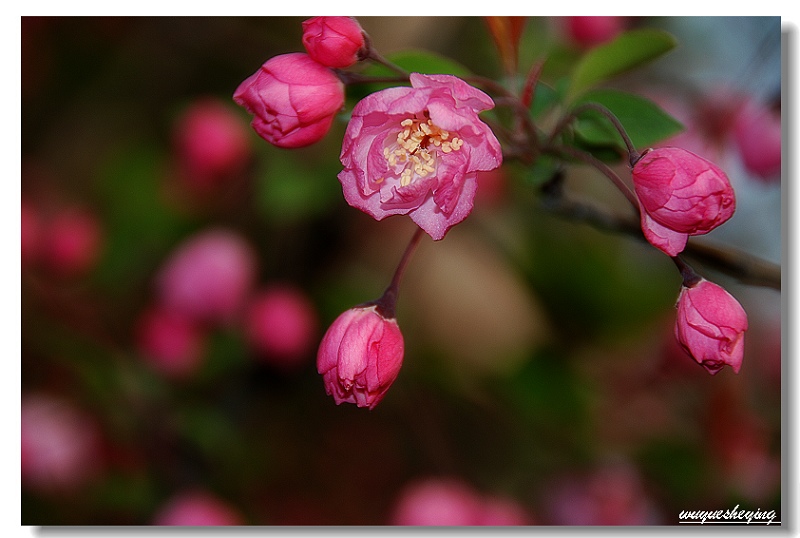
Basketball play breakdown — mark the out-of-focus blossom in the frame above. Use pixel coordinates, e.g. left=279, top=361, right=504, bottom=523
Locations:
left=733, top=98, right=781, bottom=181
left=157, top=228, right=257, bottom=325
left=302, top=16, right=366, bottom=68
left=546, top=464, right=661, bottom=525
left=153, top=490, right=244, bottom=526
left=317, top=304, right=403, bottom=409
left=173, top=98, right=251, bottom=191
left=135, top=305, right=207, bottom=379
left=390, top=477, right=531, bottom=526
left=21, top=394, right=102, bottom=492
left=245, top=285, right=318, bottom=369
left=632, top=147, right=735, bottom=256
left=565, top=16, right=625, bottom=48
left=233, top=53, right=344, bottom=148
left=41, top=207, right=103, bottom=277
left=21, top=199, right=42, bottom=268
left=338, top=73, right=502, bottom=241
left=674, top=279, right=748, bottom=375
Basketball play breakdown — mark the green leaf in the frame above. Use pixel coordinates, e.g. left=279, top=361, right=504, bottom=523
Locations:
left=573, top=89, right=685, bottom=152
left=568, top=29, right=677, bottom=100
left=379, top=49, right=473, bottom=78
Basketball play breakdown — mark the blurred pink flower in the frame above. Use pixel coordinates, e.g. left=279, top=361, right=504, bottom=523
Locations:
left=153, top=490, right=244, bottom=526
left=21, top=394, right=101, bottom=492
left=338, top=73, right=502, bottom=240
left=245, top=285, right=318, bottom=369
left=233, top=52, right=344, bottom=148
left=632, top=147, right=735, bottom=256
left=733, top=98, right=781, bottom=181
left=157, top=228, right=257, bottom=325
left=317, top=304, right=403, bottom=409
left=302, top=16, right=366, bottom=68
left=391, top=477, right=531, bottom=526
left=135, top=305, right=207, bottom=379
left=674, top=279, right=748, bottom=375
left=565, top=16, right=625, bottom=48
left=546, top=464, right=661, bottom=525
left=41, top=207, right=103, bottom=277
left=21, top=199, right=42, bottom=268
left=391, top=478, right=483, bottom=525
left=173, top=98, right=251, bottom=191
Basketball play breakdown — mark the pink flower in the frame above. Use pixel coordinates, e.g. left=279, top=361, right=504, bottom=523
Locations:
left=733, top=99, right=781, bottom=181
left=674, top=279, right=748, bottom=375
left=157, top=229, right=257, bottom=325
left=316, top=304, right=403, bottom=409
left=245, top=285, right=318, bottom=369
left=391, top=478, right=484, bottom=525
left=478, top=496, right=531, bottom=526
left=233, top=53, right=344, bottom=148
left=21, top=394, right=101, bottom=492
left=21, top=199, right=42, bottom=268
left=135, top=305, right=207, bottom=379
left=338, top=73, right=503, bottom=241
left=565, top=16, right=624, bottom=48
left=173, top=98, right=251, bottom=191
left=153, top=490, right=244, bottom=526
left=42, top=207, right=103, bottom=277
left=302, top=16, right=366, bottom=69
left=632, top=147, right=736, bottom=256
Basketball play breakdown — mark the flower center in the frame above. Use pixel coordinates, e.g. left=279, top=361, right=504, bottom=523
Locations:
left=382, top=115, right=463, bottom=187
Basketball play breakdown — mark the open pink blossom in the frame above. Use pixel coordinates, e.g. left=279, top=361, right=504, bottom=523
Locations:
left=733, top=98, right=781, bottom=181
left=317, top=304, right=403, bottom=409
left=302, top=16, right=366, bottom=69
left=675, top=279, right=748, bottom=375
left=233, top=53, right=344, bottom=148
left=632, top=147, right=735, bottom=256
left=338, top=73, right=502, bottom=241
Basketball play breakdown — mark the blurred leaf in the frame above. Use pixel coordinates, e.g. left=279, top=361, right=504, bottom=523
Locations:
left=568, top=29, right=677, bottom=100
left=529, top=82, right=560, bottom=120
left=574, top=89, right=684, bottom=151
left=382, top=49, right=473, bottom=77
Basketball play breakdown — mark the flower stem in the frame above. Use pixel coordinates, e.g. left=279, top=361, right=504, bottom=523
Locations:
left=549, top=103, right=641, bottom=167
left=545, top=144, right=640, bottom=211
left=672, top=255, right=703, bottom=287
left=373, top=227, right=425, bottom=319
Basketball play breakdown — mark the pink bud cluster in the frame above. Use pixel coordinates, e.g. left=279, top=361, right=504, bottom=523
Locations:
left=627, top=144, right=748, bottom=375
left=390, top=477, right=531, bottom=526
left=233, top=17, right=365, bottom=149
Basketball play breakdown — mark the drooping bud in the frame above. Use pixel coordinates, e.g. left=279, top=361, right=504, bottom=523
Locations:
left=674, top=279, right=748, bottom=375
left=301, top=16, right=367, bottom=69
left=316, top=304, right=403, bottom=409
left=632, top=147, right=735, bottom=256
left=233, top=53, right=345, bottom=148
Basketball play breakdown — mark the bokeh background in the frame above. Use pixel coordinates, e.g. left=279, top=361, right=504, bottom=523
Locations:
left=20, top=16, right=782, bottom=525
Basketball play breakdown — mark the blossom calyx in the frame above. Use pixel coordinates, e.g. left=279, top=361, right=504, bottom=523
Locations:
left=632, top=147, right=736, bottom=256
left=302, top=16, right=367, bottom=69
left=233, top=53, right=344, bottom=148
left=338, top=73, right=503, bottom=241
left=674, top=279, right=748, bottom=375
left=316, top=304, right=404, bottom=409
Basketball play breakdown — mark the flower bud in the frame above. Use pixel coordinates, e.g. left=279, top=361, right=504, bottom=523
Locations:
left=173, top=98, right=251, bottom=191
left=156, top=228, right=257, bottom=325
left=674, top=279, right=748, bottom=375
left=42, top=207, right=103, bottom=277
left=153, top=490, right=244, bottom=525
left=233, top=53, right=344, bottom=148
left=391, top=478, right=484, bottom=525
left=316, top=304, right=403, bottom=409
left=565, top=17, right=624, bottom=48
left=135, top=304, right=207, bottom=379
left=302, top=16, right=366, bottom=69
left=733, top=98, right=781, bottom=181
left=632, top=147, right=735, bottom=256
left=245, top=285, right=318, bottom=369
